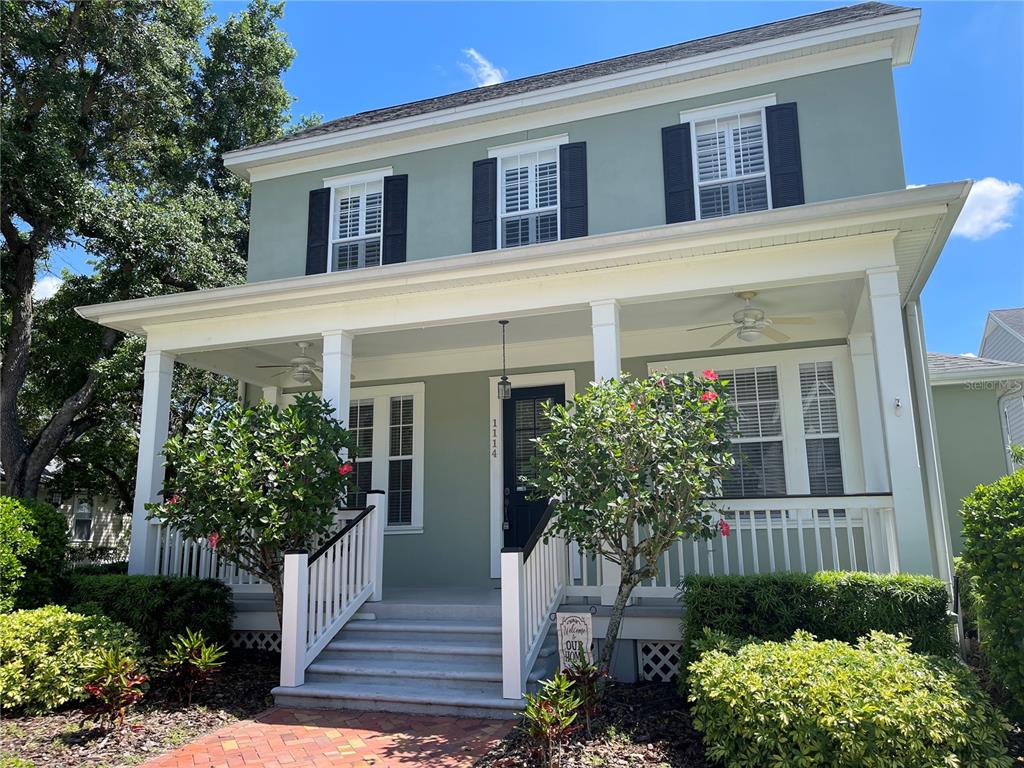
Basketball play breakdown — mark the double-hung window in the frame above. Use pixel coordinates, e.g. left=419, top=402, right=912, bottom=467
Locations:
left=490, top=137, right=565, bottom=248
left=73, top=498, right=93, bottom=542
left=346, top=383, right=425, bottom=532
left=325, top=169, right=390, bottom=272
left=718, top=366, right=787, bottom=498
left=684, top=97, right=773, bottom=220
left=800, top=362, right=845, bottom=495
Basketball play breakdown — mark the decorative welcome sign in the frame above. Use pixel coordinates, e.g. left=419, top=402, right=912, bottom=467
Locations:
left=556, top=611, right=593, bottom=668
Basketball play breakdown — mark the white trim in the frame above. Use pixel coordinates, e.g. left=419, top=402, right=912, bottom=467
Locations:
left=488, top=370, right=576, bottom=578
left=350, top=382, right=426, bottom=534
left=223, top=12, right=919, bottom=178
left=491, top=135, right=565, bottom=250
left=321, top=167, right=394, bottom=189
left=929, top=365, right=1024, bottom=386
left=487, top=134, right=569, bottom=158
left=679, top=93, right=776, bottom=125
left=649, top=345, right=866, bottom=497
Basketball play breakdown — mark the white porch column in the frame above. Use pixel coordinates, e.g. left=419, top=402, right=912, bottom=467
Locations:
left=500, top=548, right=526, bottom=698
left=127, top=350, right=175, bottom=575
left=321, top=330, right=353, bottom=424
left=279, top=550, right=309, bottom=687
left=848, top=333, right=890, bottom=493
left=366, top=490, right=386, bottom=601
left=591, top=299, right=624, bottom=604
left=866, top=267, right=932, bottom=574
left=261, top=385, right=281, bottom=406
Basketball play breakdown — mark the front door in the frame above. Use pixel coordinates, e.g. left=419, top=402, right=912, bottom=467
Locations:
left=502, top=384, right=565, bottom=548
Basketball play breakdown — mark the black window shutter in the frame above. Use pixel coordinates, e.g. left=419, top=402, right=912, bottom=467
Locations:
left=766, top=102, right=805, bottom=208
left=305, top=188, right=331, bottom=275
left=662, top=123, right=695, bottom=223
left=382, top=174, right=408, bottom=264
left=471, top=158, right=497, bottom=252
left=559, top=142, right=588, bottom=239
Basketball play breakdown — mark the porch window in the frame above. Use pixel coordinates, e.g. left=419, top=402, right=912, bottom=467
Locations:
left=491, top=138, right=564, bottom=248
left=327, top=172, right=387, bottom=272
left=348, top=399, right=375, bottom=508
left=73, top=498, right=93, bottom=542
left=387, top=395, right=414, bottom=527
left=692, top=107, right=770, bottom=220
left=719, top=366, right=787, bottom=497
left=800, top=362, right=845, bottom=495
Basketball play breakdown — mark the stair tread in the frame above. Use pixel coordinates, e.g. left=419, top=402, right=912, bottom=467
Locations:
left=342, top=619, right=500, bottom=634
left=327, top=636, right=500, bottom=654
left=273, top=681, right=524, bottom=710
left=308, top=658, right=501, bottom=681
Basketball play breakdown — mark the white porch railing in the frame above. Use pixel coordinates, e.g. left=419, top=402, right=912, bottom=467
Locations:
left=279, top=490, right=386, bottom=688
left=501, top=502, right=567, bottom=699
left=150, top=520, right=265, bottom=589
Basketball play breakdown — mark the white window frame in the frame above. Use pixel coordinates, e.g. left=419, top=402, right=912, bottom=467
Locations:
left=489, top=135, right=568, bottom=250
left=681, top=95, right=776, bottom=222
left=322, top=167, right=393, bottom=273
left=72, top=496, right=94, bottom=542
left=350, top=382, right=425, bottom=534
left=649, top=345, right=865, bottom=497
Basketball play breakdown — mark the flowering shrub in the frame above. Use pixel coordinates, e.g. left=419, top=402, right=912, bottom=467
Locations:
left=531, top=372, right=734, bottom=669
left=83, top=649, right=148, bottom=727
left=160, top=628, right=226, bottom=704
left=689, top=631, right=1011, bottom=768
left=148, top=393, right=357, bottom=620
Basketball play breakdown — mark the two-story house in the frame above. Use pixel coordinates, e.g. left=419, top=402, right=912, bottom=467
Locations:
left=79, top=2, right=970, bottom=717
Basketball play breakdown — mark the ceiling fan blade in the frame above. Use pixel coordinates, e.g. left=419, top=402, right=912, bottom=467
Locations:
left=688, top=322, right=735, bottom=332
left=282, top=386, right=315, bottom=394
left=771, top=316, right=815, bottom=325
left=271, top=370, right=290, bottom=380
left=762, top=326, right=790, bottom=343
left=710, top=328, right=737, bottom=348
left=255, top=364, right=293, bottom=369
left=310, top=371, right=322, bottom=388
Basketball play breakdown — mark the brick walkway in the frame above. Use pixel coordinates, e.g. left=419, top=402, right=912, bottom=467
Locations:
left=141, top=707, right=512, bottom=768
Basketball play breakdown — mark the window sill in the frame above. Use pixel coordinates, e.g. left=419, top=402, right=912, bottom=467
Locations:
left=385, top=526, right=423, bottom=535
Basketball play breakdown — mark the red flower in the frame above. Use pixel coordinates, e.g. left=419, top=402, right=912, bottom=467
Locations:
left=208, top=531, right=220, bottom=549
left=702, top=369, right=719, bottom=381
left=719, top=520, right=731, bottom=537
left=656, top=377, right=667, bottom=388
left=167, top=495, right=179, bottom=506
left=628, top=402, right=636, bottom=411
left=700, top=390, right=718, bottom=403
left=338, top=463, right=354, bottom=477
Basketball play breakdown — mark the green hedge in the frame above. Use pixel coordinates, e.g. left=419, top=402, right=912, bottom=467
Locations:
left=689, top=631, right=1010, bottom=768
left=0, top=496, right=69, bottom=610
left=63, top=574, right=234, bottom=654
left=960, top=469, right=1024, bottom=719
left=680, top=571, right=954, bottom=668
left=0, top=605, right=141, bottom=714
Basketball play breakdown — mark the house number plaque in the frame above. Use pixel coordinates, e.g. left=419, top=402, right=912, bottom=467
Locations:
left=556, top=612, right=593, bottom=667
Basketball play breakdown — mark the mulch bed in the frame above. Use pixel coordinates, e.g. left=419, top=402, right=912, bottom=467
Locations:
left=474, top=682, right=710, bottom=768
left=0, top=649, right=278, bottom=768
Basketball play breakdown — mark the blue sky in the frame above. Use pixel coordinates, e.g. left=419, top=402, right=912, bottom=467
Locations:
left=43, top=1, right=1023, bottom=355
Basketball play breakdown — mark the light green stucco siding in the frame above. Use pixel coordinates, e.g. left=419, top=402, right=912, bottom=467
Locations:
left=932, top=384, right=1009, bottom=553
left=247, top=60, right=905, bottom=282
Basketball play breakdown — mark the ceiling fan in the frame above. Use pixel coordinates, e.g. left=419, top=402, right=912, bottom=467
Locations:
left=255, top=341, right=323, bottom=388
left=688, top=291, right=814, bottom=347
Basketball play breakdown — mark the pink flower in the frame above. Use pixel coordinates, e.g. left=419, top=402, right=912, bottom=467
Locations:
left=628, top=402, right=636, bottom=411
left=338, top=463, right=354, bottom=477
left=700, top=390, right=718, bottom=403
left=656, top=377, right=667, bottom=388
left=702, top=369, right=719, bottom=381
left=208, top=531, right=220, bottom=549
left=168, top=495, right=179, bottom=506
left=719, top=520, right=731, bottom=537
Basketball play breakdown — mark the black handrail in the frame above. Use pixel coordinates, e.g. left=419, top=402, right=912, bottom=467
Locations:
left=502, top=498, right=557, bottom=564
left=309, top=505, right=375, bottom=564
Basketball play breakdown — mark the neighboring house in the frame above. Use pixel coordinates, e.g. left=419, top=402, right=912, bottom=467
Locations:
left=930, top=310, right=1024, bottom=552
left=78, top=3, right=970, bottom=715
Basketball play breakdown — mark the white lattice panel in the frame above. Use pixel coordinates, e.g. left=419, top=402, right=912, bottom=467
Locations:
left=637, top=640, right=682, bottom=682
left=231, top=630, right=281, bottom=653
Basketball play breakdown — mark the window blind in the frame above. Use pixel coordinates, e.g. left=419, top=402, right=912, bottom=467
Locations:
left=387, top=395, right=415, bottom=526
left=720, top=366, right=787, bottom=497
left=800, top=361, right=844, bottom=495
left=694, top=111, right=769, bottom=220
left=499, top=149, right=559, bottom=248
left=348, top=399, right=375, bottom=508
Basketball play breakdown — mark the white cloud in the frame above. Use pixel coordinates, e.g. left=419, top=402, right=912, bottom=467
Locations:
left=960, top=352, right=977, bottom=358
left=32, top=274, right=63, bottom=301
left=459, top=48, right=505, bottom=87
left=906, top=183, right=926, bottom=189
left=952, top=177, right=1022, bottom=240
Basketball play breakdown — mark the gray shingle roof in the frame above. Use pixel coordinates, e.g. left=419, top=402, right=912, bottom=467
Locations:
left=927, top=352, right=1024, bottom=376
left=244, top=2, right=913, bottom=153
left=991, top=308, right=1024, bottom=338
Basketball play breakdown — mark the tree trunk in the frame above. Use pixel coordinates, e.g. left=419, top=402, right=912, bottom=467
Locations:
left=269, top=576, right=284, bottom=630
left=597, top=574, right=638, bottom=673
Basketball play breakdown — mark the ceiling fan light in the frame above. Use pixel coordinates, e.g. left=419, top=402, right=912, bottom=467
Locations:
left=292, top=367, right=313, bottom=384
left=737, top=327, right=762, bottom=343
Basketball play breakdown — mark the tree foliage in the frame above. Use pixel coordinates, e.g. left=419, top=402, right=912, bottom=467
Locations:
left=0, top=0, right=302, bottom=500
left=531, top=372, right=735, bottom=670
left=147, top=395, right=358, bottom=620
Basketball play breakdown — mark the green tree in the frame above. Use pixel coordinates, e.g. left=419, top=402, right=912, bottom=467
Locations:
left=0, top=0, right=301, bottom=500
left=531, top=372, right=735, bottom=671
left=148, top=395, right=358, bottom=621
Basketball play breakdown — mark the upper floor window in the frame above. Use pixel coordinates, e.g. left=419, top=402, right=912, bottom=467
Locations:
left=324, top=169, right=391, bottom=272
left=489, top=137, right=567, bottom=249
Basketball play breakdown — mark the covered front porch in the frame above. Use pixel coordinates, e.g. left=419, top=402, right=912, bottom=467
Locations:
left=77, top=186, right=962, bottom=706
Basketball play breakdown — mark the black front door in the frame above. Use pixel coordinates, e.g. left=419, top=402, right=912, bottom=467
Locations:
left=502, top=384, right=565, bottom=548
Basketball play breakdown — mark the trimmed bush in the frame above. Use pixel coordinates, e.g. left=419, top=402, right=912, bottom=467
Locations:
left=0, top=605, right=141, bottom=714
left=960, top=469, right=1024, bottom=718
left=0, top=499, right=38, bottom=612
left=689, top=631, right=1011, bottom=768
left=64, top=574, right=234, bottom=654
left=0, top=496, right=69, bottom=610
left=680, top=571, right=954, bottom=669
left=68, top=561, right=129, bottom=576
